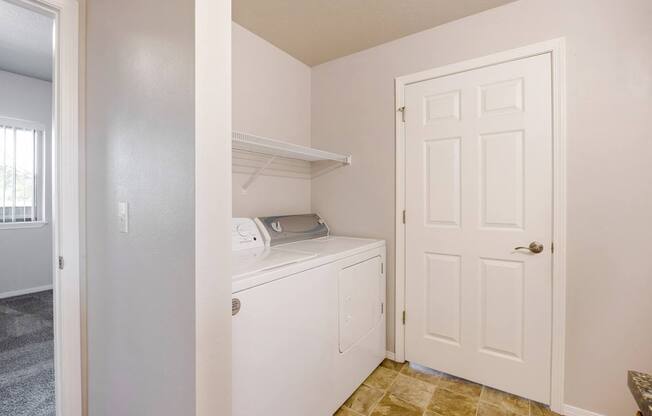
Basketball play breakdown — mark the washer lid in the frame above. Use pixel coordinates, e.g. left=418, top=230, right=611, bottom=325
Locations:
left=231, top=247, right=317, bottom=279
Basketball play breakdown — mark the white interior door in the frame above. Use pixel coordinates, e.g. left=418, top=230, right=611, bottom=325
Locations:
left=404, top=53, right=553, bottom=403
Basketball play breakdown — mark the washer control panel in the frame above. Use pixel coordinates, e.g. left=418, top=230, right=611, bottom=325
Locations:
left=232, top=218, right=264, bottom=251
left=257, top=214, right=329, bottom=246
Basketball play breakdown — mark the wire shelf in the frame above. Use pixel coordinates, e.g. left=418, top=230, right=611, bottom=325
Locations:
left=232, top=131, right=351, bottom=165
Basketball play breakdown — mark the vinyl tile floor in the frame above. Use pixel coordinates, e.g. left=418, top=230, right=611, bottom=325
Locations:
left=335, top=360, right=562, bottom=416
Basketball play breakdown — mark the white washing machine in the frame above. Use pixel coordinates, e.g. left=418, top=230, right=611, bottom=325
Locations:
left=232, top=214, right=386, bottom=416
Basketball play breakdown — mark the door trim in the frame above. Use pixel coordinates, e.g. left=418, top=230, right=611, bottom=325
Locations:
left=12, top=0, right=84, bottom=414
left=394, top=38, right=567, bottom=412
left=195, top=0, right=233, bottom=414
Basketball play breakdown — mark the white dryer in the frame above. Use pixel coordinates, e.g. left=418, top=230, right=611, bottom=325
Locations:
left=232, top=214, right=386, bottom=416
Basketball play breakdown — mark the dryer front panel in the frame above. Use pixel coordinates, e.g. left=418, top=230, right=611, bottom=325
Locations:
left=338, top=255, right=383, bottom=353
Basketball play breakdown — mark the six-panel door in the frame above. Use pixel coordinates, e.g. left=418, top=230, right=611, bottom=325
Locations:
left=404, top=53, right=553, bottom=403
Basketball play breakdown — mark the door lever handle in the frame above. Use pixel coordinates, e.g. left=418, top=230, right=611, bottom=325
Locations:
left=514, top=241, right=544, bottom=254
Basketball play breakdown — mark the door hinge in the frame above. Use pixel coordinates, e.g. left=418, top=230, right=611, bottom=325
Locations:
left=402, top=310, right=406, bottom=325
left=551, top=242, right=555, bottom=253
left=381, top=303, right=384, bottom=314
left=58, top=256, right=64, bottom=270
left=402, top=210, right=406, bottom=224
left=398, top=106, right=406, bottom=122
left=381, top=262, right=384, bottom=274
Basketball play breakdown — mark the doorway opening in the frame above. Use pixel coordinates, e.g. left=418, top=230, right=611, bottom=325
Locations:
left=0, top=0, right=82, bottom=415
left=0, top=2, right=56, bottom=414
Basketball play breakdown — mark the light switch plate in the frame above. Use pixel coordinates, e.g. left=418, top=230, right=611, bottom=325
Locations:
left=118, top=201, right=129, bottom=233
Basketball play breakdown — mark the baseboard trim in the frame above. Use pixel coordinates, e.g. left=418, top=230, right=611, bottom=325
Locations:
left=385, top=351, right=396, bottom=361
left=0, top=284, right=53, bottom=299
left=563, top=404, right=606, bottom=416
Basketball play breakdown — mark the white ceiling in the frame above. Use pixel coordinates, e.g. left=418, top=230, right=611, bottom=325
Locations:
left=0, top=0, right=53, bottom=81
left=233, top=0, right=517, bottom=66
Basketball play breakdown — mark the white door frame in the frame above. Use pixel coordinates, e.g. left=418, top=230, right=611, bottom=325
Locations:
left=8, top=0, right=83, bottom=415
left=394, top=38, right=566, bottom=412
left=195, top=0, right=232, bottom=414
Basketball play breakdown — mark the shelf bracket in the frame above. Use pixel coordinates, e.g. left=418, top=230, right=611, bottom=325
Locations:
left=241, top=155, right=277, bottom=193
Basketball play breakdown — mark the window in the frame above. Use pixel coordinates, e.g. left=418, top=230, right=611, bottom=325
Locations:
left=0, top=118, right=45, bottom=224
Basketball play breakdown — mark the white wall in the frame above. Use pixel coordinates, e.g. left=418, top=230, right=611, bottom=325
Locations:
left=310, top=0, right=652, bottom=415
left=232, top=23, right=312, bottom=218
left=86, top=0, right=196, bottom=413
left=0, top=69, right=52, bottom=296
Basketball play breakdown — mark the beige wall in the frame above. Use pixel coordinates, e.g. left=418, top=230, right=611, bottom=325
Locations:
left=232, top=23, right=312, bottom=217
left=310, top=0, right=652, bottom=414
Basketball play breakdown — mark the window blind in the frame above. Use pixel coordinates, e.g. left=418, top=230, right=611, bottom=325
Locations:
left=0, top=121, right=42, bottom=223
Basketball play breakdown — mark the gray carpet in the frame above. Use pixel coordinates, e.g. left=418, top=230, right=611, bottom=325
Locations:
left=0, top=290, right=55, bottom=416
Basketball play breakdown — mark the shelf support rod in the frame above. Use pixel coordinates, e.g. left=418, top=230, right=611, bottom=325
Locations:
left=241, top=155, right=277, bottom=192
